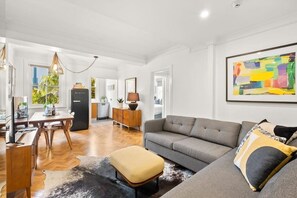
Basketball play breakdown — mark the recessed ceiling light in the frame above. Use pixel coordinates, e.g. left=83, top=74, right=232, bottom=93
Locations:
left=232, top=0, right=241, bottom=8
left=200, top=10, right=210, bottom=19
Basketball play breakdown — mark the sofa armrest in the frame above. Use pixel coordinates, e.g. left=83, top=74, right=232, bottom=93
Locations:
left=144, top=118, right=166, bottom=133
left=143, top=118, right=166, bottom=148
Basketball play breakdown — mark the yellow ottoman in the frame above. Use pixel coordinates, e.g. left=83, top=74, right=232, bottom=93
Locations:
left=110, top=146, right=164, bottom=197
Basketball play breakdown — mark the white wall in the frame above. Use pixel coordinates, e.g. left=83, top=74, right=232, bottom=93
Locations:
left=0, top=43, right=6, bottom=111
left=214, top=22, right=297, bottom=125
left=8, top=21, right=297, bottom=128
left=11, top=46, right=118, bottom=120
left=118, top=48, right=213, bottom=129
left=0, top=70, right=5, bottom=112
left=106, top=79, right=118, bottom=117
left=118, top=22, right=297, bottom=128
left=96, top=78, right=106, bottom=101
left=0, top=0, right=5, bottom=37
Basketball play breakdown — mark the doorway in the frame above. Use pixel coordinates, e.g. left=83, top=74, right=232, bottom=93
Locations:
left=90, top=77, right=118, bottom=123
left=152, top=68, right=172, bottom=119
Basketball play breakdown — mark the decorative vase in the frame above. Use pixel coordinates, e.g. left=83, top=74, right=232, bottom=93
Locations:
left=118, top=103, right=123, bottom=109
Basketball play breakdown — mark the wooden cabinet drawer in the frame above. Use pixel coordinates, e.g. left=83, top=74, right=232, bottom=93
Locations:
left=7, top=129, right=38, bottom=194
left=113, top=108, right=122, bottom=122
left=122, top=115, right=130, bottom=126
left=112, top=108, right=141, bottom=129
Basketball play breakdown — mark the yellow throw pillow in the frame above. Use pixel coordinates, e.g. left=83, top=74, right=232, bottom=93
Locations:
left=234, top=129, right=297, bottom=191
left=236, top=124, right=287, bottom=154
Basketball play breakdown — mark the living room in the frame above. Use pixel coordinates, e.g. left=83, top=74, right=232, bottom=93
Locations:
left=1, top=0, right=297, bottom=197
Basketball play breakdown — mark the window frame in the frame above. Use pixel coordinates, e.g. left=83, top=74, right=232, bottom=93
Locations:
left=28, top=63, right=66, bottom=108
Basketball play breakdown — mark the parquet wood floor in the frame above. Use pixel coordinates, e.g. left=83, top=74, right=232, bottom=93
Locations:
left=0, top=136, right=6, bottom=198
left=10, top=120, right=143, bottom=198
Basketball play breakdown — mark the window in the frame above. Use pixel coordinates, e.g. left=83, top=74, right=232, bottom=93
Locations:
left=32, top=65, right=59, bottom=105
left=91, top=77, right=96, bottom=99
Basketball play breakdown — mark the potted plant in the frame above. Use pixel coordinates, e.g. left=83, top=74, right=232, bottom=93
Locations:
left=117, top=98, right=124, bottom=108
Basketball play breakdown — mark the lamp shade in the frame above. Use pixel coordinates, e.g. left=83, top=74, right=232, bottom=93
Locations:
left=50, top=52, right=64, bottom=75
left=127, top=92, right=140, bottom=102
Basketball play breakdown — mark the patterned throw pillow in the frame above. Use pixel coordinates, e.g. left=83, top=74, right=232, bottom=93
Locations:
left=234, top=129, right=297, bottom=191
left=236, top=124, right=286, bottom=154
left=259, top=119, right=297, bottom=144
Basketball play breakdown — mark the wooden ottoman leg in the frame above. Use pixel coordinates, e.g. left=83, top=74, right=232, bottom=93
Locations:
left=115, top=170, right=118, bottom=179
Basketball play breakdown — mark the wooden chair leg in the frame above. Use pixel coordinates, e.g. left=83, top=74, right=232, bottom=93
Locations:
left=50, top=130, right=55, bottom=149
left=43, top=131, right=50, bottom=148
left=63, top=130, right=72, bottom=150
left=62, top=120, right=73, bottom=150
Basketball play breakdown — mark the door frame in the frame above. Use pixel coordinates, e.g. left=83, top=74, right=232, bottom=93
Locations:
left=150, top=65, right=173, bottom=119
left=88, top=77, right=118, bottom=124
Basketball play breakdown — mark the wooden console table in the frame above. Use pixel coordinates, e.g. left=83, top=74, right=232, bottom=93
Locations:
left=112, top=108, right=141, bottom=130
left=6, top=128, right=39, bottom=197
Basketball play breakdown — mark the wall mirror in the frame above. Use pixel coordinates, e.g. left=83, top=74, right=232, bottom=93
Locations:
left=125, top=77, right=137, bottom=103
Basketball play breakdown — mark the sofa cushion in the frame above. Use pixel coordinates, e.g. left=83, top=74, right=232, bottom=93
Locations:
left=259, top=159, right=297, bottom=198
left=162, top=149, right=259, bottom=198
left=173, top=138, right=232, bottom=164
left=163, top=115, right=196, bottom=136
left=234, top=129, right=297, bottom=191
left=190, top=118, right=241, bottom=148
left=145, top=132, right=188, bottom=149
left=237, top=121, right=257, bottom=146
left=288, top=138, right=297, bottom=147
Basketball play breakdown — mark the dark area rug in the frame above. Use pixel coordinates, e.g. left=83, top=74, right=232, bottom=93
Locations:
left=44, top=156, right=193, bottom=198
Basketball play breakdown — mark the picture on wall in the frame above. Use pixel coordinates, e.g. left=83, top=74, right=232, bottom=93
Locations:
left=226, top=43, right=297, bottom=103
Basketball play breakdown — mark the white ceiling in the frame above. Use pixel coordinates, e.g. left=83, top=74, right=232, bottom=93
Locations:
left=4, top=0, right=297, bottom=64
left=9, top=41, right=125, bottom=70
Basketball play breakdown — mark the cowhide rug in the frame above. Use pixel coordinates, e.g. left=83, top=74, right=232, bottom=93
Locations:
left=43, top=156, right=193, bottom=198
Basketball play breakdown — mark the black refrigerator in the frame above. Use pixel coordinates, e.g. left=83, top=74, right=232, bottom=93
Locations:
left=70, top=89, right=89, bottom=131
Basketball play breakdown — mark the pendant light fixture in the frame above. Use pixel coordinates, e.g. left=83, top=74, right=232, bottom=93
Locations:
left=49, top=52, right=98, bottom=75
left=50, top=52, right=64, bottom=75
left=0, top=45, right=7, bottom=70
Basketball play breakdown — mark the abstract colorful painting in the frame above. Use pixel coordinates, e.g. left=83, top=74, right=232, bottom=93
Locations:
left=233, top=53, right=295, bottom=95
left=226, top=43, right=297, bottom=103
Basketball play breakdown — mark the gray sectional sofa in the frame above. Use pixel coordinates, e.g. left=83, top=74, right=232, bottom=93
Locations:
left=143, top=115, right=297, bottom=198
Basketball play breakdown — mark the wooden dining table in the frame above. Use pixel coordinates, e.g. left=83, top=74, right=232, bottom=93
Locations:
left=29, top=111, right=74, bottom=149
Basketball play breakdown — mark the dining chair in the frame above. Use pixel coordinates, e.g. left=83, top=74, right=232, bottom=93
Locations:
left=41, top=128, right=50, bottom=148
left=44, top=112, right=74, bottom=149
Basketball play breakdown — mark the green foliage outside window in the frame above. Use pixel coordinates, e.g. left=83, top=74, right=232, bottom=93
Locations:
left=91, top=77, right=96, bottom=99
left=32, top=73, right=59, bottom=104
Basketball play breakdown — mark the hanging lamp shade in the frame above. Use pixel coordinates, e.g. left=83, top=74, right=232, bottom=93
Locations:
left=50, top=52, right=64, bottom=75
left=0, top=45, right=7, bottom=70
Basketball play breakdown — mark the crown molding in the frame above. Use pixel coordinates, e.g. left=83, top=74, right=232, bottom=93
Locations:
left=0, top=20, right=6, bottom=38
left=146, top=45, right=190, bottom=63
left=8, top=39, right=127, bottom=71
left=189, top=45, right=208, bottom=53
left=186, top=13, right=297, bottom=53
left=215, top=13, right=297, bottom=46
left=5, top=21, right=147, bottom=66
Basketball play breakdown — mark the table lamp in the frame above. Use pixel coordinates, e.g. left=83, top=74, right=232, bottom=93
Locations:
left=127, top=92, right=140, bottom=110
